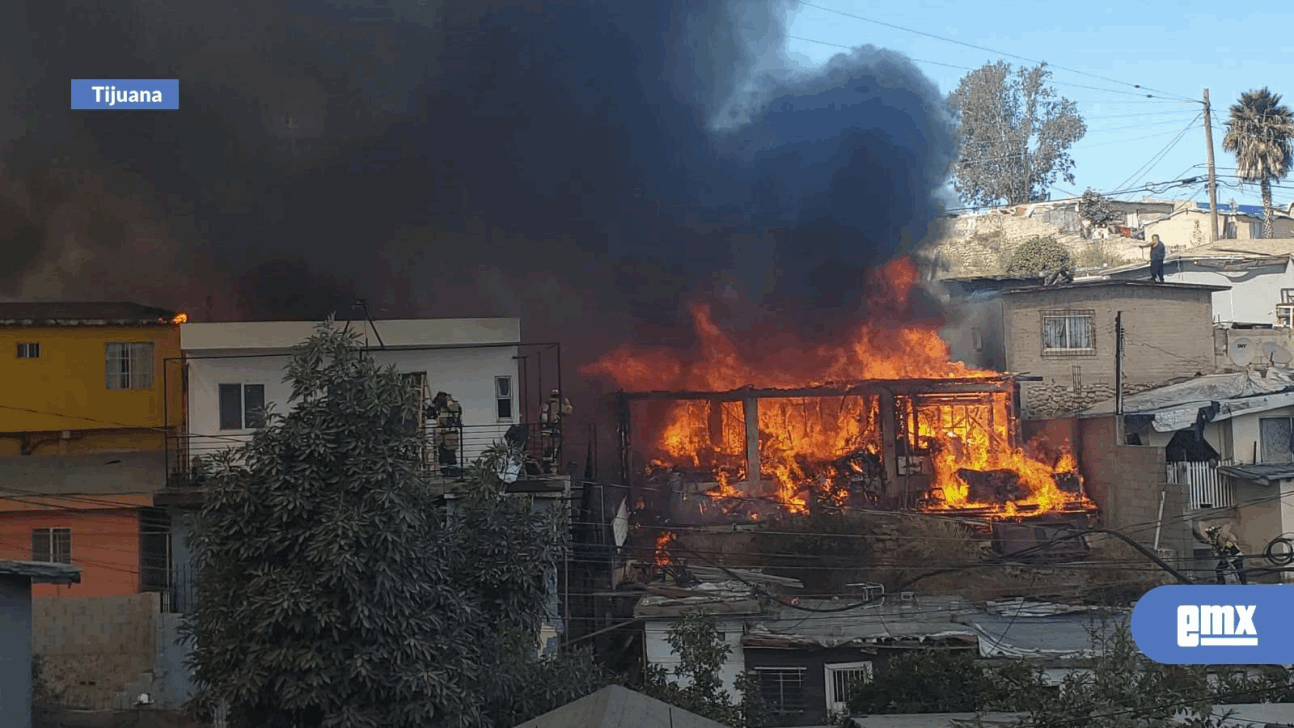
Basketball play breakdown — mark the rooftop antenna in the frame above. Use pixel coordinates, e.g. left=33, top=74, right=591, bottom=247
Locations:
left=353, top=299, right=386, bottom=349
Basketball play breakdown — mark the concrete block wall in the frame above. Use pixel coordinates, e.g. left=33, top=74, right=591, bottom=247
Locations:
left=32, top=593, right=159, bottom=710
left=1077, top=417, right=1190, bottom=560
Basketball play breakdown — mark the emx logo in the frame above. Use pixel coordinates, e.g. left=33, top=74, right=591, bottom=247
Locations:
left=1133, top=586, right=1291, bottom=664
left=1177, top=604, right=1257, bottom=647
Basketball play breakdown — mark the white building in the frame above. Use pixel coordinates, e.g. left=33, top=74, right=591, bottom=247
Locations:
left=178, top=317, right=524, bottom=467
left=1098, top=244, right=1294, bottom=326
left=1084, top=369, right=1294, bottom=582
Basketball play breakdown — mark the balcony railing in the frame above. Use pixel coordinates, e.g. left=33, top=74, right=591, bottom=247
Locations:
left=166, top=421, right=594, bottom=486
left=1167, top=460, right=1235, bottom=510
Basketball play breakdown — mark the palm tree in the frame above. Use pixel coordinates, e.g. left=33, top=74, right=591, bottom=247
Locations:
left=1222, top=88, right=1294, bottom=239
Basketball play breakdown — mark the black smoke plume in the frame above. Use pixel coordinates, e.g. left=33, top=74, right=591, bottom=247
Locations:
left=2, top=0, right=953, bottom=380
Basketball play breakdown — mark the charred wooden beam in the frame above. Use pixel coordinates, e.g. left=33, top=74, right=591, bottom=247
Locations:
left=879, top=390, right=899, bottom=498
left=619, top=377, right=1027, bottom=402
left=956, top=468, right=1029, bottom=503
left=743, top=398, right=760, bottom=493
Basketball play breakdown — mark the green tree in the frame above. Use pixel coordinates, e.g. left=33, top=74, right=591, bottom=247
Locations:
left=971, top=623, right=1237, bottom=728
left=1078, top=188, right=1121, bottom=235
left=947, top=62, right=1087, bottom=207
left=1004, top=236, right=1074, bottom=275
left=1223, top=87, right=1294, bottom=239
left=182, top=320, right=608, bottom=728
left=847, top=649, right=1048, bottom=715
left=643, top=612, right=767, bottom=727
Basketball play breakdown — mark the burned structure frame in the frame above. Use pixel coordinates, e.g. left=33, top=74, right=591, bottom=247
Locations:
left=615, top=375, right=1048, bottom=517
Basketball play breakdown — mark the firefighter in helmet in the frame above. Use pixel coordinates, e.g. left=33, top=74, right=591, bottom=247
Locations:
left=431, top=391, right=463, bottom=477
left=540, top=389, right=573, bottom=474
left=1205, top=525, right=1247, bottom=585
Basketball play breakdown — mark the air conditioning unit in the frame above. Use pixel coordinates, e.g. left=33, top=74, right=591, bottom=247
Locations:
left=1278, top=304, right=1294, bottom=328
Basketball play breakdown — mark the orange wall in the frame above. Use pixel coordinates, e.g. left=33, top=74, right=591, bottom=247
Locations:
left=0, top=509, right=140, bottom=597
left=0, top=324, right=182, bottom=455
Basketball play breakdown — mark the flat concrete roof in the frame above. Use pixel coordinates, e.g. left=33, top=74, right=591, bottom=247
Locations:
left=181, top=317, right=521, bottom=352
left=999, top=280, right=1230, bottom=295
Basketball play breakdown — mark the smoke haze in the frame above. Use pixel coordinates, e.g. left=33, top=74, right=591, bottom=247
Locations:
left=1, top=0, right=955, bottom=390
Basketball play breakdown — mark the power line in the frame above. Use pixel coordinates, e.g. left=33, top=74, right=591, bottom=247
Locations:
left=790, top=2, right=1197, bottom=102
left=1112, top=113, right=1202, bottom=196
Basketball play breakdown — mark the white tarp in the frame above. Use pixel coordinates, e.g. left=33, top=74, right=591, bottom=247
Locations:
left=1085, top=369, right=1294, bottom=432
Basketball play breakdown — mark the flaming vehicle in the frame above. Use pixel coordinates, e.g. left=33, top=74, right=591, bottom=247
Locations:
left=583, top=259, right=1095, bottom=527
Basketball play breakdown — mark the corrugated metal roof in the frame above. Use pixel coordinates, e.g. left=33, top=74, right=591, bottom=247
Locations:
left=1218, top=463, right=1294, bottom=486
left=0, top=560, right=82, bottom=585
left=745, top=596, right=981, bottom=648
left=998, top=280, right=1229, bottom=295
left=0, top=301, right=176, bottom=326
left=957, top=612, right=1125, bottom=659
left=514, top=685, right=733, bottom=728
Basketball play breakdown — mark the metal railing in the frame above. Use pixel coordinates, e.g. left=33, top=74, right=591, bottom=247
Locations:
left=166, top=421, right=592, bottom=485
left=1167, top=460, right=1235, bottom=510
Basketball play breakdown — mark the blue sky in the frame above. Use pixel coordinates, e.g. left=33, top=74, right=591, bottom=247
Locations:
left=783, top=2, right=1294, bottom=211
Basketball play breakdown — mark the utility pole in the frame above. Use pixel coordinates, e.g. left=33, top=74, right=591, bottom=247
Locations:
left=1203, top=89, right=1220, bottom=242
left=1115, top=311, right=1125, bottom=445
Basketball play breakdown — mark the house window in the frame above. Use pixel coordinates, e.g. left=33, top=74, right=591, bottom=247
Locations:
left=1282, top=289, right=1294, bottom=304
left=17, top=342, right=40, bottom=358
left=825, top=662, right=873, bottom=714
left=219, top=384, right=267, bottom=430
left=495, top=376, right=513, bottom=420
left=1041, top=311, right=1095, bottom=352
left=32, top=527, right=72, bottom=564
left=1223, top=219, right=1237, bottom=239
left=971, top=327, right=983, bottom=352
left=1249, top=221, right=1263, bottom=239
left=1259, top=417, right=1294, bottom=463
left=105, top=342, right=155, bottom=389
left=755, top=667, right=807, bottom=714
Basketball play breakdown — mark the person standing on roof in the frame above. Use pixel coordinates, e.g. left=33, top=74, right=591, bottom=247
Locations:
left=1144, top=234, right=1167, bottom=283
left=1205, top=525, right=1247, bottom=584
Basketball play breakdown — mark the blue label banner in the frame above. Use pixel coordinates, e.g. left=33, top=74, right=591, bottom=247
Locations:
left=71, top=80, right=179, bottom=110
left=1131, top=585, right=1294, bottom=664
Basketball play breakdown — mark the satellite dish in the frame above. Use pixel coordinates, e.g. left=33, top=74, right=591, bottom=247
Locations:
left=1260, top=342, right=1293, bottom=366
left=1229, top=337, right=1254, bottom=366
left=613, top=498, right=629, bottom=548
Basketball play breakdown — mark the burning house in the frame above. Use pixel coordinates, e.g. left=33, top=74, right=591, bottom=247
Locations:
left=583, top=259, right=1097, bottom=529
left=614, top=374, right=1093, bottom=526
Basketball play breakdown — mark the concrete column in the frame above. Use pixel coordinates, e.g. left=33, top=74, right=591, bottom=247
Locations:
left=879, top=391, right=900, bottom=500
left=743, top=398, right=760, bottom=489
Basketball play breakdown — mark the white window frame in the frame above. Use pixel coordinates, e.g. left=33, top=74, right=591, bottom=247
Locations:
left=1041, top=310, right=1095, bottom=354
left=495, top=376, right=514, bottom=421
left=32, top=527, right=72, bottom=564
left=218, top=383, right=267, bottom=431
left=105, top=342, right=155, bottom=390
left=17, top=342, right=40, bottom=359
left=754, top=666, right=807, bottom=714
left=824, top=661, right=873, bottom=715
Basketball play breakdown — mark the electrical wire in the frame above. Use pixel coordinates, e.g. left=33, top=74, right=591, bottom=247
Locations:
left=789, top=2, right=1198, bottom=103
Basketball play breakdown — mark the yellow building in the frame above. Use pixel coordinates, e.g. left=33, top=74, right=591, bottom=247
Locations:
left=0, top=302, right=183, bottom=597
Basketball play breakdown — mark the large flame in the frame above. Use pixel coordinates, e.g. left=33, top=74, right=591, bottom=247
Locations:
left=172, top=313, right=188, bottom=324
left=582, top=258, right=1090, bottom=519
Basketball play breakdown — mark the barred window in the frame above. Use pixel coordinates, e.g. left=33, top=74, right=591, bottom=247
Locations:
left=755, top=667, right=806, bottom=714
left=1042, top=311, right=1094, bottom=351
left=825, top=662, right=873, bottom=713
left=105, top=342, right=155, bottom=389
left=17, top=342, right=40, bottom=358
left=32, top=527, right=72, bottom=564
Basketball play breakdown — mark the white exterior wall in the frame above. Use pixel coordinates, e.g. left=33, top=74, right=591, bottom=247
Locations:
left=182, top=319, right=522, bottom=464
left=1114, top=260, right=1294, bottom=325
left=1229, top=405, right=1294, bottom=465
left=644, top=620, right=746, bottom=702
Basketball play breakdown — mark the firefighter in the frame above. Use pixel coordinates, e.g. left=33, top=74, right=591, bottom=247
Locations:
left=1205, top=525, right=1248, bottom=585
left=540, top=389, right=573, bottom=474
left=431, top=391, right=463, bottom=477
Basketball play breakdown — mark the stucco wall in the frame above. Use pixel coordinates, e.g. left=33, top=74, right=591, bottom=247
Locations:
left=0, top=575, right=33, bottom=728
left=31, top=592, right=158, bottom=710
left=184, top=345, right=521, bottom=465
left=0, top=509, right=141, bottom=598
left=0, top=325, right=181, bottom=451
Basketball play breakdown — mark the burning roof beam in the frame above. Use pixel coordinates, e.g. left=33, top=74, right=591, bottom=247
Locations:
left=618, top=375, right=1040, bottom=401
